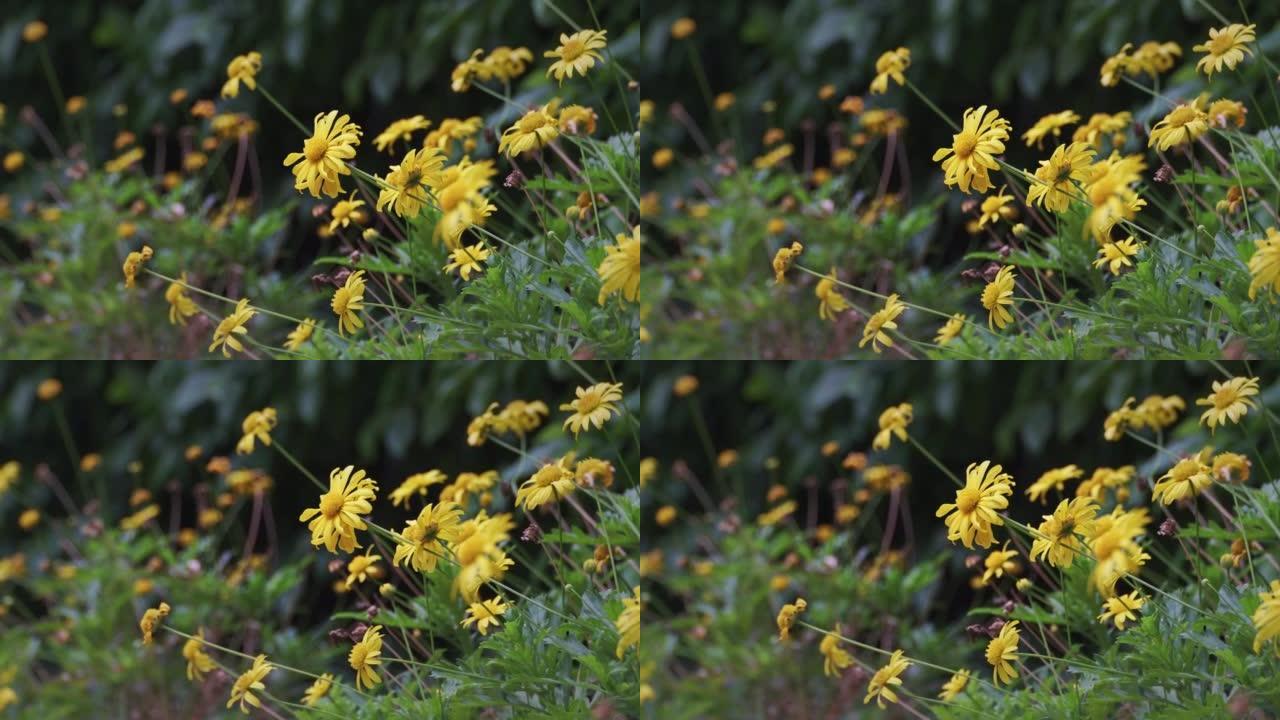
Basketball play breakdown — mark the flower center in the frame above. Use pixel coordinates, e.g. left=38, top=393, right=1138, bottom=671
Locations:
left=954, top=133, right=978, bottom=160
left=519, top=113, right=549, bottom=133
left=955, top=487, right=980, bottom=514
left=304, top=136, right=329, bottom=164
left=575, top=391, right=602, bottom=414
left=1210, top=33, right=1234, bottom=55
left=319, top=492, right=345, bottom=518
left=560, top=39, right=586, bottom=61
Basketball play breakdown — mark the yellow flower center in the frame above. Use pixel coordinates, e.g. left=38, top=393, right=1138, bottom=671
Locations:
left=350, top=645, right=368, bottom=666
left=559, top=38, right=586, bottom=62
left=574, top=391, right=602, bottom=414
left=955, top=487, right=980, bottom=514
left=954, top=133, right=978, bottom=160
left=1209, top=32, right=1235, bottom=55
left=319, top=492, right=345, bottom=519
left=519, top=113, right=550, bottom=133
left=304, top=136, right=330, bottom=164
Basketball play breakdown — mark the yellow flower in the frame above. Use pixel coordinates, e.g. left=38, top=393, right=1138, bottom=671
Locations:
left=1027, top=142, right=1095, bottom=213
left=516, top=459, right=575, bottom=511
left=463, top=597, right=510, bottom=636
left=873, top=403, right=913, bottom=450
left=376, top=146, right=446, bottom=219
left=1196, top=376, right=1260, bottom=431
left=105, top=147, right=144, bottom=173
left=936, top=460, right=1014, bottom=549
left=1207, top=98, right=1248, bottom=128
left=1029, top=497, right=1098, bottom=568
left=558, top=104, right=598, bottom=135
left=869, top=48, right=910, bottom=95
left=209, top=298, right=257, bottom=357
left=981, top=542, right=1021, bottom=585
left=977, top=188, right=1015, bottom=227
left=671, top=17, right=696, bottom=39
left=121, top=245, right=154, bottom=289
left=714, top=92, right=736, bottom=111
left=227, top=654, right=273, bottom=713
left=301, top=673, right=333, bottom=706
left=299, top=466, right=378, bottom=554
left=390, top=470, right=447, bottom=507
left=981, top=266, right=1017, bottom=330
left=860, top=293, right=905, bottom=353
left=236, top=408, right=277, bottom=455
left=221, top=51, right=262, bottom=98
left=772, top=242, right=804, bottom=283
left=138, top=601, right=171, bottom=644
left=423, top=116, right=484, bottom=153
left=776, top=597, right=807, bottom=641
left=935, top=313, right=967, bottom=345
left=544, top=29, right=607, bottom=83
left=392, top=501, right=463, bottom=572
left=598, top=227, right=640, bottom=304
left=345, top=549, right=382, bottom=588
left=331, top=270, right=367, bottom=336
left=1074, top=111, right=1133, bottom=148
left=0, top=462, right=18, bottom=494
left=65, top=96, right=86, bottom=115
left=1153, top=457, right=1213, bottom=505
left=1022, top=110, right=1081, bottom=149
left=284, top=318, right=317, bottom=351
left=373, top=115, right=431, bottom=153
left=16, top=508, right=38, bottom=531
left=1247, top=228, right=1280, bottom=300
left=815, top=270, right=851, bottom=321
left=560, top=382, right=624, bottom=436
left=1094, top=237, right=1143, bottom=275
left=864, top=649, right=910, bottom=708
left=2, top=152, right=23, bottom=173
left=183, top=628, right=216, bottom=681
left=615, top=586, right=640, bottom=657
left=986, top=620, right=1021, bottom=685
left=1098, top=592, right=1145, bottom=630
left=441, top=243, right=492, bottom=281
left=283, top=111, right=362, bottom=199
left=349, top=625, right=383, bottom=690
left=939, top=669, right=971, bottom=701
left=1253, top=579, right=1280, bottom=654
left=933, top=106, right=1011, bottom=194
left=1026, top=465, right=1083, bottom=504
left=819, top=624, right=853, bottom=677
left=329, top=191, right=367, bottom=232
left=1193, top=24, right=1256, bottom=77
left=165, top=273, right=199, bottom=325
left=672, top=375, right=699, bottom=398
left=1148, top=104, right=1209, bottom=152
left=498, top=105, right=560, bottom=157
left=22, top=20, right=48, bottom=43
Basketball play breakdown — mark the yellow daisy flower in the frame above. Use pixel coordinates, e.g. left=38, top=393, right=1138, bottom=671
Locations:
left=869, top=47, right=910, bottom=95
left=373, top=115, right=431, bottom=153
left=544, top=29, right=608, bottom=83
left=298, top=465, right=377, bottom=554
left=236, top=407, right=277, bottom=455
left=1193, top=24, right=1256, bottom=77
left=1094, top=238, right=1143, bottom=275
left=209, top=298, right=257, bottom=357
left=1098, top=591, right=1145, bottom=630
left=516, top=459, right=575, bottom=511
left=227, top=654, right=273, bottom=713
left=860, top=293, right=905, bottom=353
left=986, top=620, right=1021, bottom=685
left=498, top=104, right=560, bottom=157
left=331, top=270, right=367, bottom=336
left=1022, top=110, right=1081, bottom=149
left=864, top=649, right=910, bottom=708
left=182, top=628, right=216, bottom=681
left=283, top=111, right=362, bottom=199
left=938, top=669, right=971, bottom=701
left=1247, top=228, right=1280, bottom=300
left=1029, top=497, right=1098, bottom=568
left=463, top=597, right=510, bottom=636
left=560, top=382, right=624, bottom=436
left=819, top=624, right=854, bottom=677
left=1148, top=104, right=1209, bottom=152
left=376, top=146, right=446, bottom=219
left=936, top=460, right=1014, bottom=549
left=932, top=106, right=1011, bottom=194
left=1196, top=376, right=1260, bottom=431
left=301, top=673, right=333, bottom=706
left=597, top=226, right=640, bottom=304
left=221, top=51, right=262, bottom=99
left=165, top=272, right=199, bottom=325
left=815, top=270, right=851, bottom=321
left=873, top=403, right=912, bottom=450
left=392, top=501, right=463, bottom=572
left=1026, top=142, right=1094, bottom=212
left=981, top=266, right=1017, bottom=330
left=348, top=625, right=383, bottom=690
left=443, top=243, right=492, bottom=281
left=935, top=313, right=967, bottom=345
left=1252, top=579, right=1280, bottom=654
left=284, top=318, right=317, bottom=351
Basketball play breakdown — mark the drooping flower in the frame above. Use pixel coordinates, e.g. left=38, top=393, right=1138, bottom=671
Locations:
left=373, top=115, right=431, bottom=153
left=345, top=548, right=382, bottom=588
left=375, top=147, right=446, bottom=219
left=301, top=673, right=333, bottom=706
left=1152, top=457, right=1213, bottom=505
left=873, top=403, right=913, bottom=450
left=236, top=407, right=277, bottom=455
left=284, top=318, right=316, bottom=351
left=516, top=458, right=575, bottom=511
left=209, top=298, right=258, bottom=356
left=1253, top=579, right=1280, bottom=654
left=389, top=470, right=447, bottom=508
left=864, top=649, right=910, bottom=708
left=932, top=106, right=1011, bottom=194
left=1193, top=24, right=1256, bottom=77
left=162, top=273, right=199, bottom=326
left=1094, top=238, right=1143, bottom=275
left=442, top=243, right=492, bottom=281
left=138, top=601, right=171, bottom=644
left=860, top=293, right=906, bottom=353
left=981, top=266, right=1017, bottom=330
left=1148, top=104, right=1209, bottom=152
left=977, top=188, right=1015, bottom=227
left=1022, top=110, right=1081, bottom=149
left=935, top=313, right=967, bottom=345
left=559, top=104, right=598, bottom=135
left=221, top=51, right=262, bottom=98
left=598, top=227, right=640, bottom=304
left=1098, top=592, right=1145, bottom=630
left=392, top=501, right=463, bottom=573
left=283, top=111, right=362, bottom=199
left=560, top=382, right=624, bottom=436
left=348, top=625, right=383, bottom=691
left=328, top=191, right=367, bottom=232
left=463, top=597, right=510, bottom=636
left=498, top=104, right=560, bottom=157
left=1026, top=142, right=1095, bottom=212
left=122, top=245, right=154, bottom=289
left=936, top=461, right=1015, bottom=549
left=183, top=628, right=216, bottom=681
left=1247, top=228, right=1280, bottom=301
left=981, top=542, right=1021, bottom=585
left=331, top=270, right=367, bottom=336
left=869, top=48, right=910, bottom=95
left=815, top=270, right=851, bottom=321
left=986, top=620, right=1021, bottom=685
left=1025, top=465, right=1084, bottom=504
left=544, top=29, right=608, bottom=83
left=776, top=597, right=807, bottom=641
left=1029, top=497, right=1098, bottom=568
left=819, top=624, right=854, bottom=677
left=938, top=669, right=971, bottom=701
left=227, top=654, right=273, bottom=713
left=772, top=242, right=804, bottom=283
left=1196, top=376, right=1260, bottom=431
left=299, top=466, right=377, bottom=554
